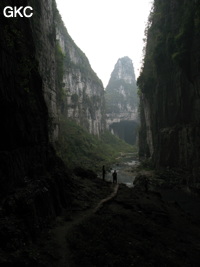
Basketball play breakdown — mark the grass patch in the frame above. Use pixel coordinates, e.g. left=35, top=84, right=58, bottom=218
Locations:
left=55, top=118, right=137, bottom=172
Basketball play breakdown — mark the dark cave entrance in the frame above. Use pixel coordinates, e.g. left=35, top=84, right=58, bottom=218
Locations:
left=109, top=120, right=138, bottom=145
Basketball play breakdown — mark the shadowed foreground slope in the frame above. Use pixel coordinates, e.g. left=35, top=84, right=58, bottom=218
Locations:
left=39, top=174, right=200, bottom=267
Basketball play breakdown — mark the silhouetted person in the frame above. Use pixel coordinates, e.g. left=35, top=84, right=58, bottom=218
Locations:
left=112, top=170, right=117, bottom=184
left=102, top=165, right=106, bottom=181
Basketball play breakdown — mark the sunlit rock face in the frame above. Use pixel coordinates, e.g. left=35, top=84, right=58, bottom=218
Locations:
left=138, top=0, right=200, bottom=181
left=105, top=57, right=139, bottom=144
left=29, top=0, right=106, bottom=138
left=56, top=21, right=106, bottom=136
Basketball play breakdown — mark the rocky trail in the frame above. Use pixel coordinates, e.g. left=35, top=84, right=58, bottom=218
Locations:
left=36, top=175, right=119, bottom=267
left=49, top=183, right=119, bottom=267
left=37, top=165, right=200, bottom=267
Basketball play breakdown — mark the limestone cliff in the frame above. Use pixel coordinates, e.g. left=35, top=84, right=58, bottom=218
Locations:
left=28, top=0, right=59, bottom=141
left=105, top=57, right=138, bottom=144
left=0, top=0, right=106, bottom=248
left=28, top=0, right=105, bottom=138
left=137, top=0, right=200, bottom=183
left=55, top=11, right=105, bottom=136
left=0, top=0, right=103, bottom=263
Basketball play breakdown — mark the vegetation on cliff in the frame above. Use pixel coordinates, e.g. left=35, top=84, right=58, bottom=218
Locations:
left=53, top=0, right=102, bottom=86
left=0, top=1, right=75, bottom=265
left=3, top=1, right=200, bottom=266
left=0, top=0, right=133, bottom=265
left=105, top=57, right=139, bottom=145
left=55, top=117, right=135, bottom=171
left=137, top=0, right=200, bottom=180
left=106, top=79, right=138, bottom=113
left=105, top=57, right=138, bottom=114
left=53, top=0, right=106, bottom=135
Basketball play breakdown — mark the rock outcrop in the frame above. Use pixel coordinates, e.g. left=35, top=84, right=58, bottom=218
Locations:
left=137, top=0, right=200, bottom=183
left=28, top=0, right=106, bottom=139
left=0, top=0, right=105, bottom=264
left=105, top=57, right=138, bottom=144
left=55, top=12, right=106, bottom=136
left=29, top=0, right=59, bottom=141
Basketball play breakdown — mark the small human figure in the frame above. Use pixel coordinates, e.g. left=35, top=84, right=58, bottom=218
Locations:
left=102, top=165, right=106, bottom=181
left=112, top=170, right=117, bottom=184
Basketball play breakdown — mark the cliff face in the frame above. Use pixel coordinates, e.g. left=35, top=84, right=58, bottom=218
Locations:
left=138, top=0, right=200, bottom=181
left=0, top=0, right=89, bottom=262
left=29, top=0, right=59, bottom=141
left=0, top=0, right=107, bottom=255
left=29, top=0, right=106, bottom=138
left=55, top=14, right=105, bottom=136
left=105, top=57, right=138, bottom=144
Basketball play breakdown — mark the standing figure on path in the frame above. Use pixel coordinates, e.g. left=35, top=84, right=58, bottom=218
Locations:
left=112, top=170, right=117, bottom=184
left=102, top=165, right=106, bottom=181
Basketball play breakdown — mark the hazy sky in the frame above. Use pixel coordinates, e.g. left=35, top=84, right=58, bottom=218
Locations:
left=55, top=0, right=152, bottom=87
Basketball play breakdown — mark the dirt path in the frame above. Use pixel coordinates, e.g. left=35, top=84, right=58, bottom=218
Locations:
left=38, top=160, right=200, bottom=267
left=50, top=183, right=119, bottom=267
left=65, top=185, right=200, bottom=267
left=93, top=184, right=119, bottom=213
left=39, top=173, right=200, bottom=267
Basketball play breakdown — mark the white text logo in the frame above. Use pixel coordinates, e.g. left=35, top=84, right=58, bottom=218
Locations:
left=3, top=6, right=33, bottom=18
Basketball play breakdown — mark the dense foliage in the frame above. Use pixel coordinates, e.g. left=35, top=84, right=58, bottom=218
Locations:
left=55, top=117, right=136, bottom=171
left=137, top=0, right=200, bottom=95
left=137, top=0, right=200, bottom=174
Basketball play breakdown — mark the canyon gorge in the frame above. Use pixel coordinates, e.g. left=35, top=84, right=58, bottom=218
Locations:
left=1, top=0, right=200, bottom=266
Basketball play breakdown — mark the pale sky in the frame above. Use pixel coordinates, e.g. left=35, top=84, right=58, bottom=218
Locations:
left=55, top=0, right=152, bottom=87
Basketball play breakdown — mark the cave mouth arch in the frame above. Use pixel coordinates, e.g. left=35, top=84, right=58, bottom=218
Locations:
left=109, top=120, right=138, bottom=145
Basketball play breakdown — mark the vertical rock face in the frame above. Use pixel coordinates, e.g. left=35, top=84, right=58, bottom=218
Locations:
left=105, top=57, right=138, bottom=144
left=0, top=0, right=106, bottom=260
left=55, top=14, right=106, bottom=136
left=0, top=0, right=106, bottom=195
left=28, top=0, right=106, bottom=138
left=138, top=0, right=200, bottom=182
left=0, top=0, right=48, bottom=190
left=0, top=0, right=73, bottom=251
left=29, top=0, right=59, bottom=141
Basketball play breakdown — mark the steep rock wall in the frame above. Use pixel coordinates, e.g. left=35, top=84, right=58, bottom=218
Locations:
left=29, top=0, right=59, bottom=141
left=0, top=1, right=106, bottom=261
left=56, top=14, right=106, bottom=135
left=0, top=0, right=73, bottom=262
left=29, top=0, right=106, bottom=138
left=138, top=0, right=200, bottom=182
left=105, top=57, right=138, bottom=144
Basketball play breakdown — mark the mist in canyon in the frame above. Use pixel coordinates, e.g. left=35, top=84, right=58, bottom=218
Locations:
left=1, top=0, right=200, bottom=266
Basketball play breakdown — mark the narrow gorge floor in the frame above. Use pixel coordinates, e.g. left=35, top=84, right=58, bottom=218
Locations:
left=39, top=175, right=200, bottom=267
